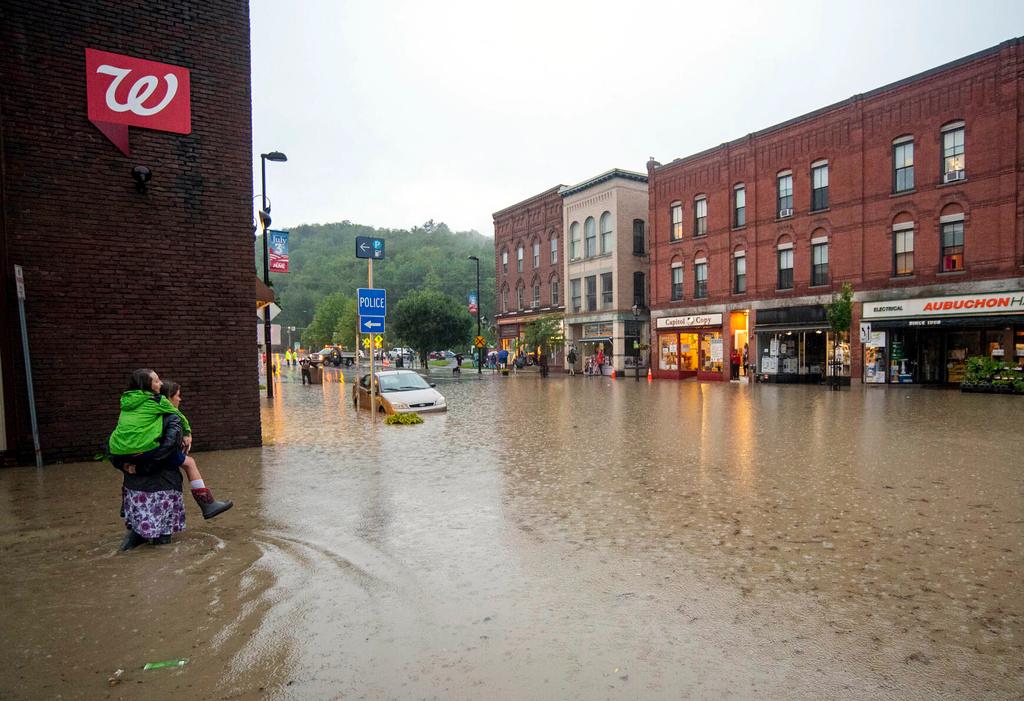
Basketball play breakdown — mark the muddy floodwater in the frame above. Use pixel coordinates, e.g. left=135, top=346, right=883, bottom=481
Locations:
left=1, top=369, right=1021, bottom=699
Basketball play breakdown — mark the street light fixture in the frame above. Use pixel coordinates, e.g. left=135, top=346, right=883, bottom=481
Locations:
left=631, top=303, right=642, bottom=382
left=260, top=151, right=287, bottom=399
left=467, top=255, right=482, bottom=375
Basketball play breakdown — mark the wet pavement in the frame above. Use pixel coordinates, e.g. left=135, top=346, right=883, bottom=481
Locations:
left=1, top=367, right=1021, bottom=699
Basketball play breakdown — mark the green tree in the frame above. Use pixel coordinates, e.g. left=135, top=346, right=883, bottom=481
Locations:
left=825, top=283, right=854, bottom=390
left=523, top=315, right=564, bottom=358
left=392, top=290, right=473, bottom=365
left=302, top=293, right=355, bottom=349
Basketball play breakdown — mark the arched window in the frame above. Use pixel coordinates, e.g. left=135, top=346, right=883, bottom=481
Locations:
left=941, top=120, right=965, bottom=181
left=632, top=219, right=645, bottom=255
left=569, top=222, right=581, bottom=259
left=810, top=228, right=828, bottom=286
left=892, top=212, right=914, bottom=276
left=532, top=239, right=541, bottom=268
left=584, top=217, right=597, bottom=257
left=733, top=184, right=746, bottom=228
left=776, top=237, right=794, bottom=289
left=670, top=202, right=683, bottom=241
left=501, top=248, right=508, bottom=274
left=550, top=275, right=560, bottom=306
left=531, top=277, right=541, bottom=308
left=599, top=212, right=613, bottom=254
left=939, top=203, right=965, bottom=271
left=550, top=236, right=558, bottom=264
left=693, top=196, right=707, bottom=236
left=732, top=247, right=747, bottom=294
left=892, top=136, right=914, bottom=193
left=500, top=284, right=509, bottom=313
left=693, top=253, right=708, bottom=298
left=516, top=245, right=524, bottom=273
left=516, top=283, right=525, bottom=310
left=670, top=258, right=683, bottom=301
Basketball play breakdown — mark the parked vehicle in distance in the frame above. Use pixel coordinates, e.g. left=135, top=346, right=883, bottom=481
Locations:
left=317, top=346, right=357, bottom=367
left=352, top=370, right=447, bottom=414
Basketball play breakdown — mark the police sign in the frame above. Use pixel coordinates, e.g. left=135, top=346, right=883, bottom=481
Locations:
left=357, top=288, right=386, bottom=316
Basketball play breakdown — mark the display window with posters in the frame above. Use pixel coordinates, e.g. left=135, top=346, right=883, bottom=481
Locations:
left=654, top=314, right=724, bottom=380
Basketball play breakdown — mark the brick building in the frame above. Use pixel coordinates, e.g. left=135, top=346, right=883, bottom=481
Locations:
left=0, top=1, right=261, bottom=463
left=647, top=37, right=1024, bottom=384
left=493, top=186, right=566, bottom=363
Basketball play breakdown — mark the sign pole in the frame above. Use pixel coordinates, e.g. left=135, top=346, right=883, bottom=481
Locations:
left=369, top=258, right=375, bottom=422
left=14, top=266, right=42, bottom=469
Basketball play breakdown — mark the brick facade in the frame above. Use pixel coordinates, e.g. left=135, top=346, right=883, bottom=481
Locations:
left=0, top=1, right=261, bottom=463
left=492, top=186, right=565, bottom=358
left=647, top=38, right=1024, bottom=382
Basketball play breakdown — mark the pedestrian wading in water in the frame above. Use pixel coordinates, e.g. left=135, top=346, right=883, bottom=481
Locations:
left=108, top=369, right=233, bottom=551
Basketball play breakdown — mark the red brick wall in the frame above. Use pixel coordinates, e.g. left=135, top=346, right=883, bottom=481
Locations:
left=648, top=38, right=1024, bottom=310
left=0, top=1, right=261, bottom=463
left=493, top=186, right=565, bottom=323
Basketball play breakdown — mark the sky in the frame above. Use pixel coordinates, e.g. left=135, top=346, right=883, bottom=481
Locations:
left=250, top=0, right=1024, bottom=238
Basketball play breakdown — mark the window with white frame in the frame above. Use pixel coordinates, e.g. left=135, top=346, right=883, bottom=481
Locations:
left=733, top=252, right=746, bottom=294
left=599, top=212, right=613, bottom=254
left=501, top=287, right=508, bottom=312
left=550, top=278, right=559, bottom=306
left=893, top=137, right=914, bottom=192
left=941, top=213, right=964, bottom=272
left=533, top=241, right=540, bottom=268
left=501, top=249, right=508, bottom=274
left=694, top=196, right=707, bottom=236
left=585, top=275, right=597, bottom=311
left=584, top=217, right=597, bottom=257
left=570, top=278, right=581, bottom=312
left=941, top=121, right=965, bottom=178
left=811, top=161, right=829, bottom=211
left=734, top=185, right=745, bottom=228
left=517, top=245, right=523, bottom=272
left=516, top=285, right=524, bottom=309
left=694, top=259, right=708, bottom=298
left=601, top=272, right=613, bottom=308
left=670, top=203, right=683, bottom=241
left=777, top=245, right=794, bottom=289
left=532, top=281, right=540, bottom=307
left=550, top=237, right=558, bottom=264
left=811, top=239, right=829, bottom=286
left=777, top=172, right=793, bottom=217
left=570, top=222, right=581, bottom=259
left=893, top=221, right=914, bottom=276
left=671, top=263, right=683, bottom=301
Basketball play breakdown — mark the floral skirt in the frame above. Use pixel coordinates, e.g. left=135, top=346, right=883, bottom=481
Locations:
left=122, top=488, right=186, bottom=539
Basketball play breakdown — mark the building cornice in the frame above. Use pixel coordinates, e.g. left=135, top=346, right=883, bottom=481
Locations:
left=560, top=168, right=648, bottom=198
left=492, top=185, right=566, bottom=219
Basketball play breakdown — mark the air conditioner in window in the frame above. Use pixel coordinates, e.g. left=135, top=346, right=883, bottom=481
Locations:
left=779, top=208, right=793, bottom=218
left=943, top=170, right=965, bottom=183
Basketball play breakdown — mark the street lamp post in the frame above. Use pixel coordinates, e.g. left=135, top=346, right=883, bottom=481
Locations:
left=632, top=303, right=641, bottom=382
left=467, top=255, right=482, bottom=375
left=260, top=151, right=287, bottom=399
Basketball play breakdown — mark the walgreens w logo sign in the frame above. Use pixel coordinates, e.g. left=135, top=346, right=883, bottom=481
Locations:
left=85, top=48, right=191, bottom=155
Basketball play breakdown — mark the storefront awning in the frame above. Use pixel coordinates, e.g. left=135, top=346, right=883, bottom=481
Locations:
left=577, top=337, right=612, bottom=343
left=868, top=314, right=1023, bottom=330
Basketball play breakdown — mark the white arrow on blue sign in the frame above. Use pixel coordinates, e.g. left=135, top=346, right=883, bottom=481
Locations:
left=360, top=316, right=385, bottom=333
left=357, top=288, right=386, bottom=316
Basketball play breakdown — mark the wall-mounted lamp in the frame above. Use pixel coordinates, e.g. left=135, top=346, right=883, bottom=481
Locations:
left=131, top=165, right=152, bottom=193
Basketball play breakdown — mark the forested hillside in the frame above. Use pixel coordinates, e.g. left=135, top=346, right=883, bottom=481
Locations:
left=257, top=220, right=495, bottom=345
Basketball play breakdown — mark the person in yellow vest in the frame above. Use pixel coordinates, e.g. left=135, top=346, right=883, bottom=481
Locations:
left=285, top=348, right=294, bottom=367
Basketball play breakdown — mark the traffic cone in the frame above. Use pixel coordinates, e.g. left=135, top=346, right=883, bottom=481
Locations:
left=647, top=367, right=653, bottom=381
left=610, top=367, right=617, bottom=379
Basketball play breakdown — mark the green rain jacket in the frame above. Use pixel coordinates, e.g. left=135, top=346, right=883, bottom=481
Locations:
left=108, top=390, right=192, bottom=456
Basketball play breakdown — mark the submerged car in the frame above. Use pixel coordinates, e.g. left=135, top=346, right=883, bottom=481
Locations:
left=352, top=370, right=447, bottom=414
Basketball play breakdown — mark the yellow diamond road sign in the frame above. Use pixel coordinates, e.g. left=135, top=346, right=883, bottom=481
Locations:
left=362, top=337, right=371, bottom=348
left=374, top=334, right=383, bottom=348
left=474, top=336, right=486, bottom=348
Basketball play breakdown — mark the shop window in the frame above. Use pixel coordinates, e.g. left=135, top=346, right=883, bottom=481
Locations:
left=811, top=161, right=828, bottom=211
left=733, top=253, right=746, bottom=294
left=777, top=172, right=793, bottom=217
left=659, top=333, right=679, bottom=371
left=600, top=212, right=613, bottom=254
left=893, top=222, right=914, bottom=276
left=633, top=271, right=646, bottom=307
left=811, top=241, right=828, bottom=286
left=699, top=331, right=723, bottom=373
left=941, top=121, right=965, bottom=181
left=632, top=220, right=645, bottom=255
left=694, top=260, right=708, bottom=298
left=777, top=247, right=794, bottom=289
left=584, top=217, right=597, bottom=257
left=570, top=278, right=581, bottom=312
left=501, top=249, right=508, bottom=274
left=517, top=245, right=524, bottom=273
left=670, top=203, right=683, bottom=241
left=585, top=275, right=597, bottom=311
left=671, top=265, right=683, bottom=301
left=550, top=237, right=558, bottom=264
left=550, top=278, right=560, bottom=306
left=601, top=272, right=613, bottom=308
left=533, top=241, right=540, bottom=268
left=694, top=196, right=707, bottom=236
left=570, top=222, right=581, bottom=259
left=893, top=137, right=914, bottom=192
left=734, top=185, right=745, bottom=228
left=941, top=220, right=964, bottom=271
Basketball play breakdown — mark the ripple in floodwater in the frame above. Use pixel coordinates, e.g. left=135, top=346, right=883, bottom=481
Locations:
left=0, top=367, right=1020, bottom=699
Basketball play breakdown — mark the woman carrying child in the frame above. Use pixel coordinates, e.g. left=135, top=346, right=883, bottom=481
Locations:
left=108, top=369, right=233, bottom=550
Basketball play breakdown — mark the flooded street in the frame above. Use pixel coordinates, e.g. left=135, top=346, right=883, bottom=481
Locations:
left=1, top=368, right=1021, bottom=699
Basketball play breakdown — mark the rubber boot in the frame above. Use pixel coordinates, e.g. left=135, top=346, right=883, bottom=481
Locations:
left=120, top=529, right=147, bottom=551
left=191, top=488, right=233, bottom=520
left=151, top=534, right=173, bottom=545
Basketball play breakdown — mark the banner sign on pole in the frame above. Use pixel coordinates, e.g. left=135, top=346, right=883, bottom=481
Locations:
left=468, top=292, right=478, bottom=314
left=269, top=230, right=289, bottom=273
